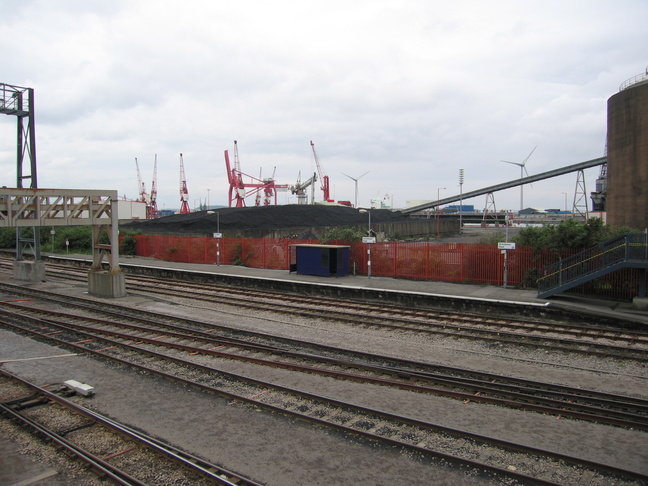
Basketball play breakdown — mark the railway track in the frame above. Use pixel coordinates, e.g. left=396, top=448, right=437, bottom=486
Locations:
left=1, top=293, right=647, bottom=431
left=20, top=258, right=648, bottom=362
left=0, top=370, right=263, bottom=485
left=0, top=286, right=647, bottom=485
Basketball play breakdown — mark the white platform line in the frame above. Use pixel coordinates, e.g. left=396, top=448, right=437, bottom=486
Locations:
left=0, top=353, right=79, bottom=363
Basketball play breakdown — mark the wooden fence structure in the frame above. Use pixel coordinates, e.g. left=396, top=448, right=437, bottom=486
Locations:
left=126, top=234, right=643, bottom=300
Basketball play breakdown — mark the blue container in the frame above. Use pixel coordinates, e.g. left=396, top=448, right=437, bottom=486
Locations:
left=289, top=244, right=350, bottom=277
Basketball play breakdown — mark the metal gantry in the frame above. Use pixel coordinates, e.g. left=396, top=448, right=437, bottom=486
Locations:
left=1, top=83, right=40, bottom=260
left=0, top=189, right=122, bottom=273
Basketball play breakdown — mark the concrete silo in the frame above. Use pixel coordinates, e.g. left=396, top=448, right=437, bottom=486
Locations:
left=606, top=69, right=648, bottom=230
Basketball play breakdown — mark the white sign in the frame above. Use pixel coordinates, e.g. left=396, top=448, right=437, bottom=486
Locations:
left=498, top=242, right=516, bottom=250
left=362, top=236, right=377, bottom=244
left=213, top=233, right=223, bottom=239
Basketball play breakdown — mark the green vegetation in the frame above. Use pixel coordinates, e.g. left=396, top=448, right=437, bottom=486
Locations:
left=513, top=218, right=640, bottom=257
left=0, top=226, right=140, bottom=254
left=320, top=226, right=365, bottom=244
left=513, top=219, right=641, bottom=289
left=119, top=234, right=138, bottom=256
left=475, top=231, right=507, bottom=245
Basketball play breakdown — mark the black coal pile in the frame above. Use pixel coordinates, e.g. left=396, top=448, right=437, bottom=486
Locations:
left=122, top=204, right=411, bottom=236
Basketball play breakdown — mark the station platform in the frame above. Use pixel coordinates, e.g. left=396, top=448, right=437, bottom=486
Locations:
left=50, top=253, right=648, bottom=327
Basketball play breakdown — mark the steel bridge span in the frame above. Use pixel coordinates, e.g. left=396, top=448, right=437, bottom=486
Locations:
left=402, top=156, right=607, bottom=214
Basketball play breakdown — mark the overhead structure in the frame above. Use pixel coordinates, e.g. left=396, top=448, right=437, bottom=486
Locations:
left=179, top=153, right=191, bottom=214
left=148, top=155, right=158, bottom=219
left=482, top=193, right=499, bottom=227
left=223, top=140, right=289, bottom=207
left=0, top=83, right=41, bottom=263
left=572, top=169, right=589, bottom=220
left=0, top=189, right=125, bottom=297
left=403, top=156, right=607, bottom=214
left=501, top=146, right=536, bottom=211
left=310, top=141, right=333, bottom=202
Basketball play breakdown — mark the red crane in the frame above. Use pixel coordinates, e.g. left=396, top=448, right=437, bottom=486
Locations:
left=224, top=140, right=288, bottom=207
left=179, top=153, right=191, bottom=214
left=310, top=141, right=333, bottom=202
left=148, top=154, right=159, bottom=219
left=135, top=157, right=148, bottom=204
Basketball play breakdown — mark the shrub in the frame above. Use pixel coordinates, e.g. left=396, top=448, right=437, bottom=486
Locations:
left=320, top=226, right=365, bottom=244
left=120, top=235, right=138, bottom=255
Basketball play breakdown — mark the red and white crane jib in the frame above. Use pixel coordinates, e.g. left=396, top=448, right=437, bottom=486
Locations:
left=179, top=153, right=191, bottom=214
left=310, top=141, right=333, bottom=202
left=223, top=141, right=288, bottom=208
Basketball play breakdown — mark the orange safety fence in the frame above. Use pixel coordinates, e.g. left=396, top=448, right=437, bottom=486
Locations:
left=124, top=234, right=644, bottom=300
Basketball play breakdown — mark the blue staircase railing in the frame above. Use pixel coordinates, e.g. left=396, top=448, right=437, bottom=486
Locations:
left=537, top=233, right=648, bottom=298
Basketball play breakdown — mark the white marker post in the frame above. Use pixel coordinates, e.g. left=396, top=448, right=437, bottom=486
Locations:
left=498, top=241, right=516, bottom=287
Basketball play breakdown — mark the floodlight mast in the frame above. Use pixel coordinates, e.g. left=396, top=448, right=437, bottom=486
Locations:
left=0, top=83, right=40, bottom=260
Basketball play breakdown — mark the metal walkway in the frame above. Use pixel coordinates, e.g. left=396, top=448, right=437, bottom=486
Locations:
left=537, top=233, right=648, bottom=299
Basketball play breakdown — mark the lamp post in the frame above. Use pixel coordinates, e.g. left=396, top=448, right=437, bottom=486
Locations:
left=207, top=211, right=221, bottom=265
left=459, top=169, right=464, bottom=234
left=436, top=187, right=445, bottom=239
left=359, top=209, right=373, bottom=278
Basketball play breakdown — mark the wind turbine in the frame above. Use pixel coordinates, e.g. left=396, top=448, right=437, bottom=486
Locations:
left=342, top=171, right=369, bottom=208
left=501, top=146, right=536, bottom=211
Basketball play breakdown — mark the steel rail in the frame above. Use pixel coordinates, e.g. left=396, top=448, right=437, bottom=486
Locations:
left=0, top=397, right=147, bottom=486
left=0, top=369, right=262, bottom=486
left=1, top=313, right=646, bottom=485
left=5, top=276, right=644, bottom=362
left=0, top=281, right=645, bottom=399
left=7, top=258, right=644, bottom=341
left=2, top=282, right=647, bottom=412
left=4, top=302, right=648, bottom=430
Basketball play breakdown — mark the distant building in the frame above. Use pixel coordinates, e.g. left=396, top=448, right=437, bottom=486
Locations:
left=445, top=204, right=475, bottom=213
left=117, top=200, right=146, bottom=220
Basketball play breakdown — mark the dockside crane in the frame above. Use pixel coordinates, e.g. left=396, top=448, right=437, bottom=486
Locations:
left=148, top=155, right=159, bottom=219
left=135, top=158, right=149, bottom=204
left=224, top=140, right=289, bottom=207
left=290, top=171, right=317, bottom=204
left=179, top=153, right=191, bottom=214
left=310, top=140, right=333, bottom=202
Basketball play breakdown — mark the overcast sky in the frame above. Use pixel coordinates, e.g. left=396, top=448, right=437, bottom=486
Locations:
left=1, top=1, right=646, bottom=213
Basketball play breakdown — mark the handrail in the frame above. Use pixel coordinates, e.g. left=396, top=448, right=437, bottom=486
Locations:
left=538, top=233, right=648, bottom=294
left=619, top=67, right=648, bottom=91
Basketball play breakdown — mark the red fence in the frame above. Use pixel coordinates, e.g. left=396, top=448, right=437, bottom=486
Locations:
left=126, top=234, right=643, bottom=300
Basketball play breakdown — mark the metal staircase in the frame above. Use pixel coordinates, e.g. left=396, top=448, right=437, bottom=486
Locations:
left=537, top=233, right=648, bottom=299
